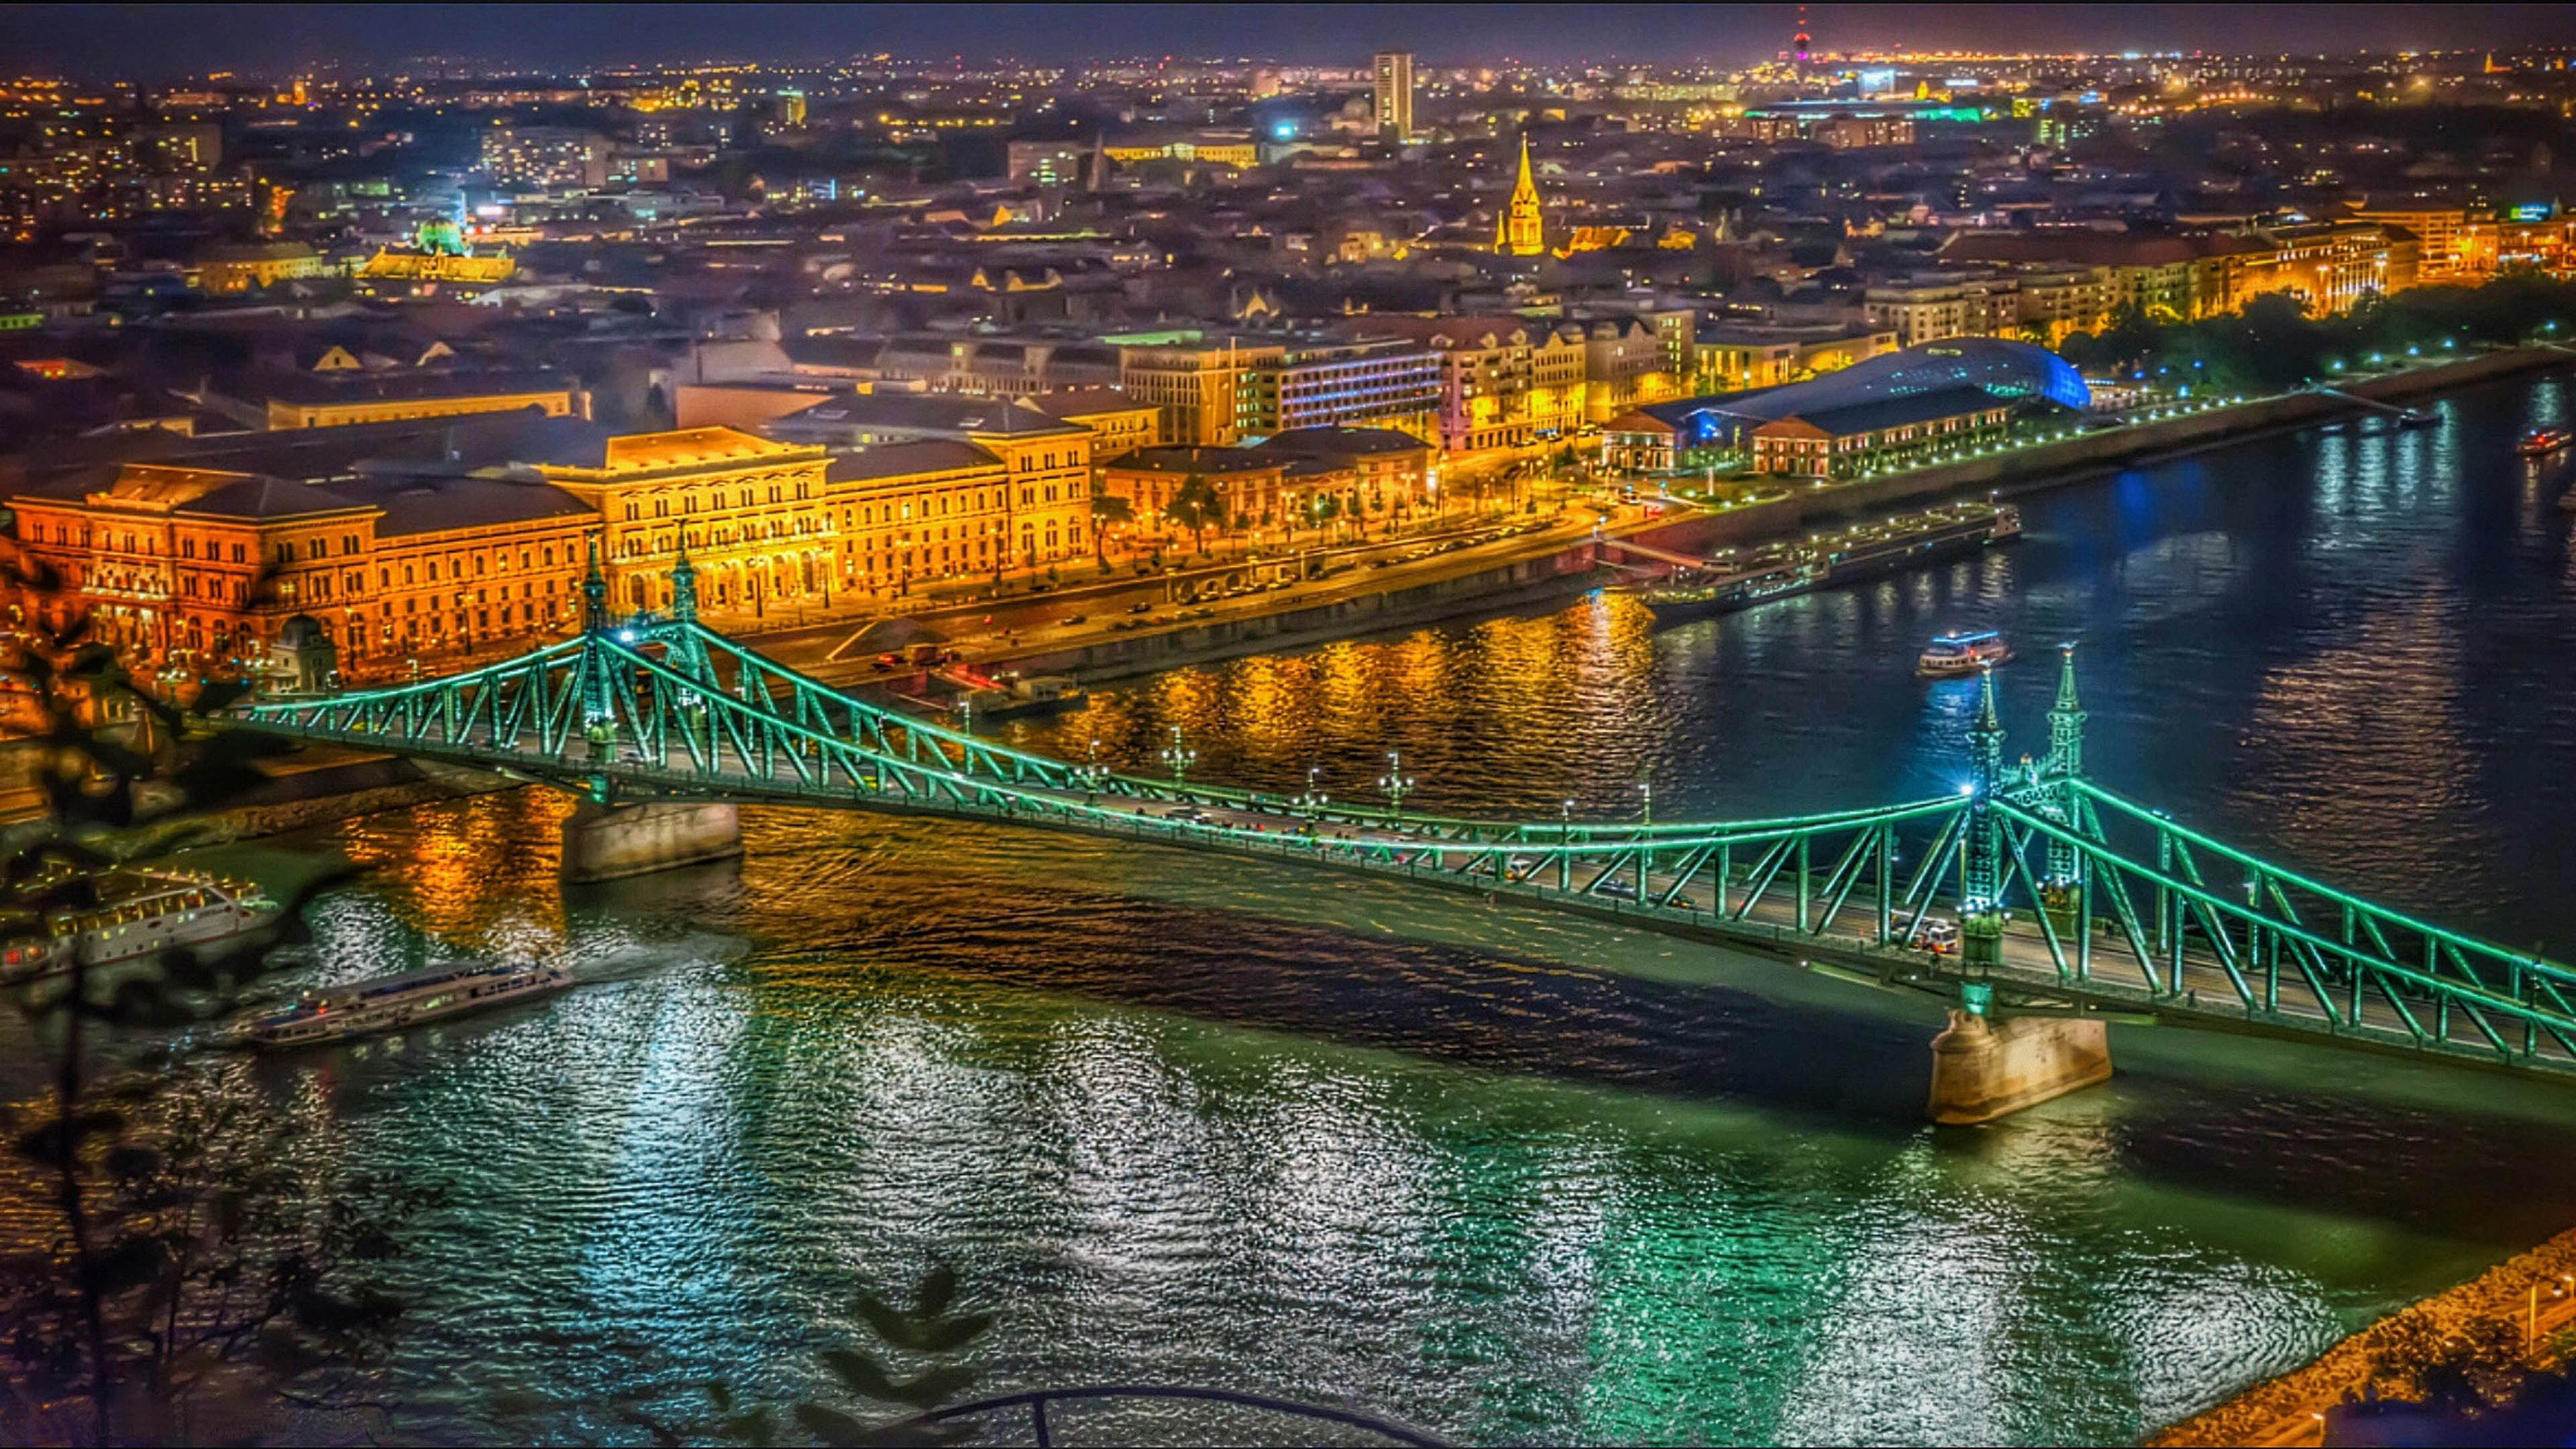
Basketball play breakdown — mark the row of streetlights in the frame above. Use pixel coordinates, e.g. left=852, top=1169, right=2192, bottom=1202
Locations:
left=1079, top=727, right=1658, bottom=830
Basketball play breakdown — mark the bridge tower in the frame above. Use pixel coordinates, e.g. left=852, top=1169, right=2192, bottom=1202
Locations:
left=1960, top=663, right=2007, bottom=965
left=662, top=544, right=718, bottom=690
left=558, top=543, right=743, bottom=883
left=575, top=541, right=616, bottom=764
left=2041, top=645, right=2086, bottom=892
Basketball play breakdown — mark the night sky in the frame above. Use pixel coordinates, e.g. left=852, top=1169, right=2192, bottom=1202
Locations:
left=6, top=3, right=2575, bottom=77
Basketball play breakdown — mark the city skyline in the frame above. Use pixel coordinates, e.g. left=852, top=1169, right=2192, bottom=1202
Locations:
left=7, top=3, right=2576, bottom=77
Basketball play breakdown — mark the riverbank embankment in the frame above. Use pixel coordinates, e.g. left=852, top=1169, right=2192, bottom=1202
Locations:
left=2153, top=1220, right=2576, bottom=1446
left=0, top=741, right=517, bottom=839
left=975, top=345, right=2574, bottom=686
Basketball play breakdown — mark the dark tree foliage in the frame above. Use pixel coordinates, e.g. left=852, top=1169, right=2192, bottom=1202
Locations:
left=0, top=556, right=435, bottom=1446
left=2057, top=269, right=2576, bottom=394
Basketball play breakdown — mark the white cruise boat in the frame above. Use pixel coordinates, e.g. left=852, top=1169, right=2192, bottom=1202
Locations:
left=1917, top=630, right=2014, bottom=678
left=233, top=959, right=573, bottom=1049
left=0, top=870, right=282, bottom=984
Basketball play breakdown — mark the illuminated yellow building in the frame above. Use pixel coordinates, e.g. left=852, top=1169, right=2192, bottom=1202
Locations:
left=358, top=249, right=519, bottom=286
left=530, top=427, right=836, bottom=621
left=1102, top=130, right=1258, bottom=170
left=264, top=372, right=579, bottom=430
left=1495, top=136, right=1546, bottom=257
left=194, top=241, right=336, bottom=294
left=9, top=417, right=1104, bottom=678
left=1695, top=326, right=1900, bottom=392
left=9, top=459, right=594, bottom=676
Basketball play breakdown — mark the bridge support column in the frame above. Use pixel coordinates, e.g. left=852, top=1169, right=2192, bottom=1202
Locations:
left=1926, top=1011, right=2111, bottom=1124
left=560, top=800, right=743, bottom=884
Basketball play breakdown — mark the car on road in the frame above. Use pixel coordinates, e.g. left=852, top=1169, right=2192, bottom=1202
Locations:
left=1909, top=917, right=1960, bottom=954
left=1060, top=613, right=1087, bottom=626
left=1126, top=601, right=1153, bottom=614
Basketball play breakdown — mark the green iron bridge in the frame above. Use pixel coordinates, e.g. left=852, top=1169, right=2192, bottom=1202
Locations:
left=230, top=555, right=2576, bottom=1087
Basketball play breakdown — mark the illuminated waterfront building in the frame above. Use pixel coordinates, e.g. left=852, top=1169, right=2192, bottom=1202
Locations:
left=9, top=460, right=594, bottom=674
left=3, top=410, right=1102, bottom=678
left=1750, top=388, right=2017, bottom=479
left=1694, top=325, right=1900, bottom=395
left=508, top=425, right=855, bottom=622
left=1603, top=339, right=2086, bottom=472
left=1495, top=136, right=1546, bottom=258
left=1099, top=445, right=1287, bottom=535
left=763, top=392, right=1095, bottom=583
left=1102, top=427, right=1434, bottom=539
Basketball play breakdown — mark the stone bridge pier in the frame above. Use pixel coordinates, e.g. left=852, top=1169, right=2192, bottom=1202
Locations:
left=1925, top=1002, right=2113, bottom=1124
left=560, top=799, right=744, bottom=884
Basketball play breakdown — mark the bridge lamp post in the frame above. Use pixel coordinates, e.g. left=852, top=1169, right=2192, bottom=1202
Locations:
left=1161, top=726, right=1196, bottom=789
left=1293, top=765, right=1330, bottom=824
left=1379, top=751, right=1414, bottom=823
left=1561, top=798, right=1576, bottom=892
left=1637, top=781, right=1654, bottom=888
left=1079, top=737, right=1106, bottom=806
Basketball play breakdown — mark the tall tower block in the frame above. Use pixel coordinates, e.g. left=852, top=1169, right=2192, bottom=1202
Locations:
left=1373, top=50, right=1415, bottom=142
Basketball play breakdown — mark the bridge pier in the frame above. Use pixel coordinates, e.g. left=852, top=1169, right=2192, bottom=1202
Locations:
left=1926, top=1010, right=2112, bottom=1124
left=560, top=800, right=743, bottom=884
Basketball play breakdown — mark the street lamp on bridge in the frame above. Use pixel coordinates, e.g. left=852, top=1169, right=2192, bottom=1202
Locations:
left=1079, top=737, right=1107, bottom=804
left=1379, top=751, right=1414, bottom=822
left=1161, top=726, right=1197, bottom=788
left=1293, top=765, right=1329, bottom=824
left=1638, top=780, right=1654, bottom=886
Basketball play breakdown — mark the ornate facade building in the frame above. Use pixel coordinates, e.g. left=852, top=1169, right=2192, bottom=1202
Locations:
left=5, top=415, right=1102, bottom=682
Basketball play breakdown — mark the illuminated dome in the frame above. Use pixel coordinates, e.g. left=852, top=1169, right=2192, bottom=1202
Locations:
left=1649, top=339, right=2090, bottom=447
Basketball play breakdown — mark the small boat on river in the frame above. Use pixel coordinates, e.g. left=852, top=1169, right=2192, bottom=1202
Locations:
left=233, top=959, right=572, bottom=1049
left=1917, top=630, right=2013, bottom=678
left=2521, top=428, right=2572, bottom=458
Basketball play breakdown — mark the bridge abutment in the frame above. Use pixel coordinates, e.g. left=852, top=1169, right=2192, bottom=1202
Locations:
left=560, top=800, right=743, bottom=884
left=1926, top=1010, right=2112, bottom=1124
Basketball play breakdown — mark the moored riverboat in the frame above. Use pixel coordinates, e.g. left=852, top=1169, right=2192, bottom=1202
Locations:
left=0, top=869, right=280, bottom=984
left=1644, top=502, right=2020, bottom=627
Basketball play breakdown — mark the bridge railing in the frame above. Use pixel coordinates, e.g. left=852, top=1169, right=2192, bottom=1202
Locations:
left=1994, top=787, right=2576, bottom=1068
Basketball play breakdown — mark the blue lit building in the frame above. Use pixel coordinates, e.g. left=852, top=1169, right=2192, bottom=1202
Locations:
left=1603, top=339, right=2089, bottom=472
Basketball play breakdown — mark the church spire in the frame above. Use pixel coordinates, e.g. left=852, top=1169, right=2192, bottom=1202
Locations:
left=1496, top=133, right=1546, bottom=257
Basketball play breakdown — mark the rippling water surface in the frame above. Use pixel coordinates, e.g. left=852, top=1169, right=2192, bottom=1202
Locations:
left=42, top=371, right=2576, bottom=1446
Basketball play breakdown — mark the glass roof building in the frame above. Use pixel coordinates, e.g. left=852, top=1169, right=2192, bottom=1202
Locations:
left=1639, top=339, right=2090, bottom=450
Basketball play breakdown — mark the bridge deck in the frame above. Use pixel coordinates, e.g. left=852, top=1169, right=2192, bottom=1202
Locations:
left=252, top=713, right=2576, bottom=1083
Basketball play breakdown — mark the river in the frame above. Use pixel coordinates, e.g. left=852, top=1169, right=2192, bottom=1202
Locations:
left=68, top=369, right=2576, bottom=1444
